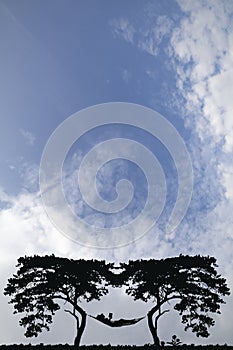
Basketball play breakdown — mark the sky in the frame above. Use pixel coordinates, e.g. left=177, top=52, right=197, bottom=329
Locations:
left=0, top=0, right=233, bottom=346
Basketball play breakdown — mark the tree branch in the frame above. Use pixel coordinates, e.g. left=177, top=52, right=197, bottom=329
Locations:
left=53, top=294, right=86, bottom=318
left=154, top=309, right=169, bottom=329
left=65, top=309, right=79, bottom=324
left=148, top=295, right=181, bottom=317
left=166, top=294, right=181, bottom=301
left=159, top=309, right=170, bottom=317
left=53, top=294, right=67, bottom=301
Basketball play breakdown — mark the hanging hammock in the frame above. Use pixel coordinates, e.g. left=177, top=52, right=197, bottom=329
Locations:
left=88, top=313, right=145, bottom=327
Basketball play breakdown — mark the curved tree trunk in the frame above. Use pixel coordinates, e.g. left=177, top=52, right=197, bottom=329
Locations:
left=54, top=294, right=88, bottom=347
left=147, top=310, right=160, bottom=347
left=74, top=309, right=87, bottom=347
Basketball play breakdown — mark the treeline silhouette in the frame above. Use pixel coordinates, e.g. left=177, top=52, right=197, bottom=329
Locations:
left=0, top=344, right=232, bottom=350
left=4, top=255, right=230, bottom=347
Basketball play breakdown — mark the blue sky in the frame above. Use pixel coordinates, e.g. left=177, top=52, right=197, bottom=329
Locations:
left=1, top=0, right=233, bottom=346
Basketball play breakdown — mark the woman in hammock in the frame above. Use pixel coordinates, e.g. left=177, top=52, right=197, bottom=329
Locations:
left=90, top=312, right=145, bottom=327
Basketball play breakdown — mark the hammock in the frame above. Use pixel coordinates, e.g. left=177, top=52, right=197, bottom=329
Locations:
left=88, top=313, right=145, bottom=327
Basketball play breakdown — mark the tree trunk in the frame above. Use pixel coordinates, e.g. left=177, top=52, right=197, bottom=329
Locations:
left=74, top=310, right=87, bottom=347
left=147, top=310, right=160, bottom=348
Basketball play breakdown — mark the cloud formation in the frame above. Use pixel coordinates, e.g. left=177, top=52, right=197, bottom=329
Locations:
left=106, top=0, right=233, bottom=344
left=1, top=0, right=233, bottom=346
left=20, top=129, right=36, bottom=146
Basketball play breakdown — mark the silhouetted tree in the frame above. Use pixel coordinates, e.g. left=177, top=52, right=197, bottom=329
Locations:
left=122, top=255, right=230, bottom=347
left=4, top=255, right=111, bottom=347
left=4, top=254, right=230, bottom=347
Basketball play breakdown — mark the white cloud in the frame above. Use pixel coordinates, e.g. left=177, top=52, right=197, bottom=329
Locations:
left=170, top=0, right=233, bottom=150
left=2, top=1, right=233, bottom=346
left=0, top=187, right=117, bottom=344
left=0, top=190, right=90, bottom=263
left=0, top=186, right=167, bottom=345
left=3, top=5, right=233, bottom=337
left=111, top=18, right=135, bottom=44
left=6, top=158, right=40, bottom=192
left=168, top=0, right=233, bottom=238
left=138, top=15, right=173, bottom=56
left=20, top=128, right=36, bottom=146
left=165, top=4, right=233, bottom=337
left=111, top=14, right=173, bottom=57
left=2, top=185, right=232, bottom=345
left=109, top=3, right=233, bottom=344
left=122, top=69, right=131, bottom=84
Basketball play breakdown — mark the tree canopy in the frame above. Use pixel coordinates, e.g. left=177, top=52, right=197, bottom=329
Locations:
left=4, top=255, right=111, bottom=346
left=121, top=255, right=230, bottom=346
left=4, top=254, right=230, bottom=347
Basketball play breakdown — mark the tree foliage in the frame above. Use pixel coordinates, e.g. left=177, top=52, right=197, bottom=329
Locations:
left=121, top=255, right=230, bottom=345
left=4, top=255, right=111, bottom=345
left=4, top=254, right=230, bottom=346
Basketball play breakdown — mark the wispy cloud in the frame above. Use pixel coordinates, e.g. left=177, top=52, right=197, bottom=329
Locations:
left=138, top=15, right=173, bottom=56
left=170, top=0, right=233, bottom=149
left=168, top=0, right=233, bottom=233
left=107, top=3, right=233, bottom=343
left=20, top=128, right=36, bottom=146
left=1, top=2, right=233, bottom=343
left=111, top=18, right=135, bottom=44
left=122, top=69, right=131, bottom=84
left=111, top=14, right=173, bottom=57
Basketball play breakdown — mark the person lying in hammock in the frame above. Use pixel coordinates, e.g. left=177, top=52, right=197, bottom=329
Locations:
left=96, top=313, right=108, bottom=321
left=92, top=312, right=144, bottom=327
